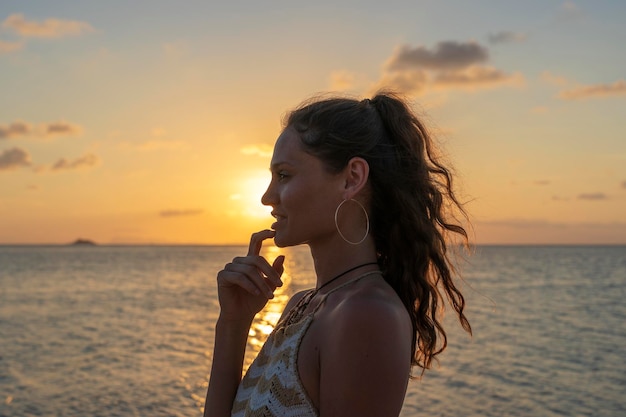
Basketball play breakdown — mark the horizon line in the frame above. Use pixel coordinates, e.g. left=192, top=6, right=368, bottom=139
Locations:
left=1, top=242, right=625, bottom=247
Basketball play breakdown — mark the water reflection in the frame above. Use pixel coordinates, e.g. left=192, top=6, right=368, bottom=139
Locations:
left=244, top=245, right=292, bottom=371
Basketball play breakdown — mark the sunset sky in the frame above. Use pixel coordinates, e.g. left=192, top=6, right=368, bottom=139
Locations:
left=1, top=1, right=625, bottom=245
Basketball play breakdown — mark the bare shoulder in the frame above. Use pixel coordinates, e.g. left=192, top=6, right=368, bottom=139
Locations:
left=324, top=278, right=411, bottom=337
left=314, top=277, right=413, bottom=416
left=319, top=277, right=413, bottom=362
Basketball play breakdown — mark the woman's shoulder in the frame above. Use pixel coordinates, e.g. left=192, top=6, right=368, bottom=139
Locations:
left=312, top=277, right=413, bottom=414
left=323, top=277, right=411, bottom=338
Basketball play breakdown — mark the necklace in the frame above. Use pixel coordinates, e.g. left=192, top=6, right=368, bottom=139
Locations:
left=279, top=261, right=379, bottom=328
left=315, top=261, right=379, bottom=292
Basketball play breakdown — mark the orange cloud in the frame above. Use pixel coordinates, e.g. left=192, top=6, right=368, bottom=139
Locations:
left=159, top=209, right=204, bottom=217
left=50, top=153, right=99, bottom=171
left=0, top=121, right=32, bottom=139
left=44, top=121, right=82, bottom=136
left=433, top=65, right=524, bottom=90
left=373, top=69, right=429, bottom=96
left=329, top=70, right=357, bottom=91
left=0, top=39, right=23, bottom=53
left=540, top=71, right=568, bottom=86
left=2, top=13, right=93, bottom=38
left=241, top=144, right=273, bottom=158
left=559, top=79, right=626, bottom=100
left=577, top=192, right=608, bottom=201
left=559, top=1, right=584, bottom=20
left=0, top=147, right=31, bottom=171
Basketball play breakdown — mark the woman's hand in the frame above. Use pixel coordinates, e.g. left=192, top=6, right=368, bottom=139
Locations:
left=216, top=230, right=284, bottom=322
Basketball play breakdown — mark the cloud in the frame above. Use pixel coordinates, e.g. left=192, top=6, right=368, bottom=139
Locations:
left=329, top=70, right=357, bottom=91
left=118, top=139, right=187, bottom=152
left=50, top=153, right=99, bottom=171
left=542, top=72, right=626, bottom=101
left=559, top=79, right=626, bottom=100
left=559, top=1, right=584, bottom=20
left=372, top=40, right=523, bottom=95
left=533, top=180, right=551, bottom=186
left=375, top=69, right=429, bottom=95
left=433, top=66, right=524, bottom=89
left=540, top=71, right=568, bottom=86
left=44, top=121, right=82, bottom=136
left=241, top=144, right=273, bottom=158
left=140, top=140, right=186, bottom=151
left=0, top=121, right=32, bottom=139
left=551, top=195, right=569, bottom=201
left=0, top=147, right=31, bottom=171
left=531, top=106, right=549, bottom=114
left=0, top=39, right=23, bottom=53
left=475, top=219, right=626, bottom=244
left=159, top=209, right=204, bottom=217
left=0, top=120, right=82, bottom=139
left=577, top=192, right=608, bottom=201
left=387, top=42, right=488, bottom=71
left=622, top=181, right=626, bottom=189
left=2, top=13, right=93, bottom=38
left=487, top=31, right=527, bottom=44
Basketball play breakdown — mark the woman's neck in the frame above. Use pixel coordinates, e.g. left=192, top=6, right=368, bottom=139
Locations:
left=308, top=235, right=378, bottom=288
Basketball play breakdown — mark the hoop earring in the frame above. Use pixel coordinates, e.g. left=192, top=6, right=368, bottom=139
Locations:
left=334, top=199, right=370, bottom=245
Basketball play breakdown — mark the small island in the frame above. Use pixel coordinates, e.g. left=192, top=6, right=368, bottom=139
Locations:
left=70, top=238, right=97, bottom=246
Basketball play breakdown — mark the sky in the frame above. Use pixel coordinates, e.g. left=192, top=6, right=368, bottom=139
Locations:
left=1, top=0, right=625, bottom=245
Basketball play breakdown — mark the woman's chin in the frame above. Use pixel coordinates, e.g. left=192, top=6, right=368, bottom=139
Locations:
left=272, top=233, right=298, bottom=248
left=273, top=236, right=289, bottom=248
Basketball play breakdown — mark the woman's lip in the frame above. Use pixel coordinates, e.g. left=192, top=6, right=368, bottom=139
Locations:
left=270, top=214, right=285, bottom=230
left=271, top=212, right=286, bottom=220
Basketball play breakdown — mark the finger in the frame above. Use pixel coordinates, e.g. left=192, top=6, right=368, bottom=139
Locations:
left=247, top=230, right=275, bottom=256
left=217, top=269, right=263, bottom=296
left=273, top=255, right=285, bottom=287
left=223, top=262, right=275, bottom=298
left=232, top=255, right=282, bottom=287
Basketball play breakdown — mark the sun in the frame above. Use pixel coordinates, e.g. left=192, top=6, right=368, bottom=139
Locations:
left=230, top=171, right=273, bottom=219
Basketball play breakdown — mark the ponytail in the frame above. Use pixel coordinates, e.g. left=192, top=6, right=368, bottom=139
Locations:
left=286, top=92, right=472, bottom=372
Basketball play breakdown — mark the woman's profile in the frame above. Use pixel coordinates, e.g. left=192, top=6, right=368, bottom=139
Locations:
left=204, top=92, right=472, bottom=417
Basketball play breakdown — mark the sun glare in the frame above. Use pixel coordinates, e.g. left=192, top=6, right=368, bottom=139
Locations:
left=233, top=173, right=272, bottom=218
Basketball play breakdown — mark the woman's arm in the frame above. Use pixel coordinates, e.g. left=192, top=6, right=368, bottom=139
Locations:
left=204, top=316, right=254, bottom=417
left=319, top=294, right=412, bottom=417
left=203, top=230, right=284, bottom=417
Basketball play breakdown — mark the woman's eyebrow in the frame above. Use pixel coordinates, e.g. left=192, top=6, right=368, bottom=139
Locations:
left=269, top=161, right=295, bottom=171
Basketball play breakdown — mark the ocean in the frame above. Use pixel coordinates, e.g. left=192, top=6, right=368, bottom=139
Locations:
left=1, top=244, right=624, bottom=417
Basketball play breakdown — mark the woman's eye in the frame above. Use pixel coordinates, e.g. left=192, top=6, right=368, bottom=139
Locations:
left=278, top=172, right=288, bottom=181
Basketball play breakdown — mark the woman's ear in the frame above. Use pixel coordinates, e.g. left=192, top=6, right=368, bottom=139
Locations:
left=343, top=157, right=370, bottom=199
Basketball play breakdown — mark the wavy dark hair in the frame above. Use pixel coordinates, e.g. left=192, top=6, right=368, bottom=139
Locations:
left=285, top=92, right=472, bottom=372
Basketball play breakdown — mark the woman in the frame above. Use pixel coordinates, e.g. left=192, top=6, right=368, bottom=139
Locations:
left=204, top=93, right=471, bottom=417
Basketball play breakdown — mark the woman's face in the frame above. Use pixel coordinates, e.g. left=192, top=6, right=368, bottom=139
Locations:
left=261, top=127, right=345, bottom=248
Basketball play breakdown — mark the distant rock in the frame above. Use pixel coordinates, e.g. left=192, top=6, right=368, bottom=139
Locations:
left=70, top=238, right=97, bottom=246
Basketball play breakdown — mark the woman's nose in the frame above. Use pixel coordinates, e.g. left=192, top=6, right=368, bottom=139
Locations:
left=261, top=181, right=274, bottom=206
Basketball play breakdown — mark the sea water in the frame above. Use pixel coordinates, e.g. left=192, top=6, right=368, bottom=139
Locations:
left=0, top=245, right=624, bottom=416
